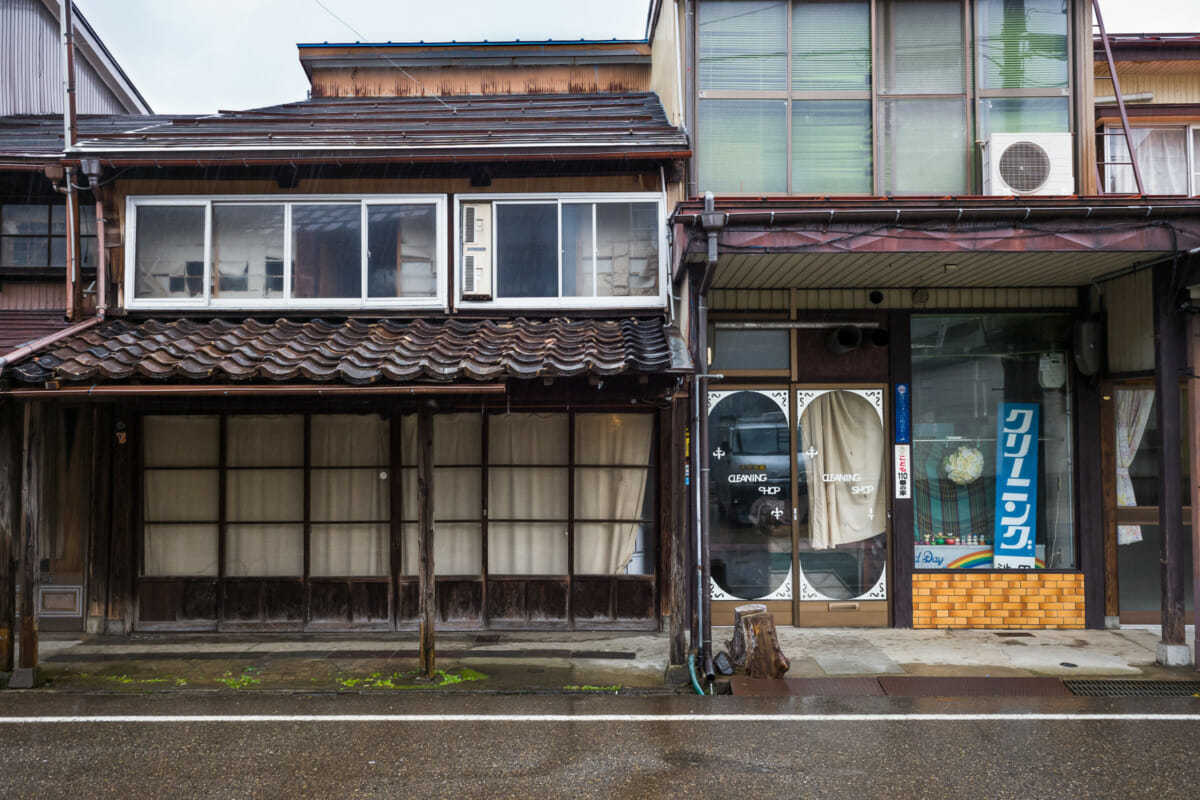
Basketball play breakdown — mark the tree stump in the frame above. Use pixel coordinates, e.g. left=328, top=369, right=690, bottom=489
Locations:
left=727, top=603, right=766, bottom=666
left=729, top=603, right=789, bottom=679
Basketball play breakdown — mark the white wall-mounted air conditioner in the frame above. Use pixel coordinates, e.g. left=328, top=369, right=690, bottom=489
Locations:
left=460, top=202, right=493, bottom=299
left=981, top=132, right=1075, bottom=196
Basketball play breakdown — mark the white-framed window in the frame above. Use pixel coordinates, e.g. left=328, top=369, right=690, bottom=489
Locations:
left=124, top=195, right=448, bottom=310
left=1104, top=124, right=1200, bottom=196
left=454, top=193, right=666, bottom=310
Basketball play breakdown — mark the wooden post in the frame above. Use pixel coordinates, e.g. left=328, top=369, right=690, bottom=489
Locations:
left=12, top=402, right=42, bottom=687
left=667, top=395, right=688, bottom=666
left=1188, top=312, right=1200, bottom=670
left=107, top=409, right=135, bottom=634
left=888, top=310, right=914, bottom=627
left=1074, top=294, right=1106, bottom=630
left=1153, top=261, right=1186, bottom=648
left=0, top=401, right=20, bottom=672
left=417, top=404, right=435, bottom=678
left=85, top=407, right=113, bottom=632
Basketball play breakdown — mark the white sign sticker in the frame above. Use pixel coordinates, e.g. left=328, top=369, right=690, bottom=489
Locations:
left=894, top=444, right=911, bottom=500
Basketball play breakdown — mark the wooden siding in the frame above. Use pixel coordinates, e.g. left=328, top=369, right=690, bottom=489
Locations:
left=1103, top=270, right=1154, bottom=374
left=0, top=281, right=65, bottom=311
left=1094, top=72, right=1200, bottom=105
left=310, top=65, right=651, bottom=98
left=709, top=287, right=1080, bottom=312
left=649, top=0, right=684, bottom=127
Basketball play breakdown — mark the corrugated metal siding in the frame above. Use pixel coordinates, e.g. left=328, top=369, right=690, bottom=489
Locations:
left=709, top=287, right=1079, bottom=312
left=1, top=0, right=128, bottom=115
left=1103, top=270, right=1154, bottom=373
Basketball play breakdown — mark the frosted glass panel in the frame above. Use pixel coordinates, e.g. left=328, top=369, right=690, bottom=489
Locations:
left=976, top=0, right=1068, bottom=89
left=880, top=98, right=967, bottom=194
left=792, top=1, right=870, bottom=91
left=699, top=99, right=787, bottom=194
left=792, top=100, right=873, bottom=194
left=698, top=0, right=787, bottom=90
left=879, top=0, right=964, bottom=94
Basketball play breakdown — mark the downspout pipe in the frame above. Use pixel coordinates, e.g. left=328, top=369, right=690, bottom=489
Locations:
left=693, top=191, right=726, bottom=680
left=81, top=159, right=107, bottom=315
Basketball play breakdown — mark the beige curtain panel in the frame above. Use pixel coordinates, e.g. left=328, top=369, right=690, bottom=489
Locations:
left=801, top=392, right=886, bottom=550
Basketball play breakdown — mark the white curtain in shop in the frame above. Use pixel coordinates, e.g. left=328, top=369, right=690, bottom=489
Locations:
left=574, top=414, right=654, bottom=574
left=801, top=392, right=886, bottom=550
left=310, top=415, right=390, bottom=576
left=142, top=415, right=219, bottom=575
left=1116, top=389, right=1155, bottom=545
left=488, top=414, right=568, bottom=574
left=433, top=414, right=484, bottom=574
left=225, top=416, right=304, bottom=576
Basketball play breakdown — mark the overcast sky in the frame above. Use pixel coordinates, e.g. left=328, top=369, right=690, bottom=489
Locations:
left=71, top=0, right=1200, bottom=115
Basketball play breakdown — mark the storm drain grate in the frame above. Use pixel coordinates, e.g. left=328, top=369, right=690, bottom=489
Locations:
left=1064, top=680, right=1200, bottom=697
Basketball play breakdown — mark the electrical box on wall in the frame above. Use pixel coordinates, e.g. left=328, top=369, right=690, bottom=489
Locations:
left=460, top=202, right=493, bottom=299
left=982, top=133, right=1075, bottom=196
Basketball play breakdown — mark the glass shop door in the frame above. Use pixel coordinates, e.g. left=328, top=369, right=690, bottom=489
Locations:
left=706, top=385, right=889, bottom=628
left=792, top=386, right=889, bottom=626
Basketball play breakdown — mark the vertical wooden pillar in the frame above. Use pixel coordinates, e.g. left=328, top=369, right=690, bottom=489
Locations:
left=1153, top=261, right=1186, bottom=647
left=1188, top=311, right=1200, bottom=669
left=389, top=411, right=405, bottom=627
left=13, top=402, right=42, bottom=687
left=0, top=402, right=20, bottom=671
left=107, top=409, right=135, bottom=634
left=1074, top=295, right=1106, bottom=629
left=85, top=406, right=113, bottom=633
left=667, top=395, right=688, bottom=666
left=888, top=310, right=914, bottom=628
left=417, top=404, right=435, bottom=678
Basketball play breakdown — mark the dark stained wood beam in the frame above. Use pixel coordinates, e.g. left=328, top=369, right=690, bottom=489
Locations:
left=417, top=404, right=436, bottom=678
left=107, top=409, right=136, bottom=634
left=1153, top=260, right=1186, bottom=647
left=0, top=401, right=19, bottom=671
left=85, top=406, right=113, bottom=633
left=888, top=311, right=913, bottom=628
left=1189, top=302, right=1200, bottom=669
left=12, top=402, right=42, bottom=687
left=666, top=397, right=688, bottom=666
left=1075, top=291, right=1106, bottom=629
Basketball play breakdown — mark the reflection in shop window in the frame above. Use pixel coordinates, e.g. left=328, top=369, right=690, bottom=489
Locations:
left=910, top=314, right=1075, bottom=569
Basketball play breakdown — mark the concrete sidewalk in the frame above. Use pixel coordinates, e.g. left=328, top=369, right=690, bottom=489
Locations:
left=5, top=625, right=1196, bottom=693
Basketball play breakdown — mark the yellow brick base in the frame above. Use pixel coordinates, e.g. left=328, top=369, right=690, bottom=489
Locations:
left=911, top=572, right=1085, bottom=629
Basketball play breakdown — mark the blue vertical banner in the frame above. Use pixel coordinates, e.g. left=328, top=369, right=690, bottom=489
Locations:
left=993, top=403, right=1040, bottom=568
left=893, top=383, right=910, bottom=444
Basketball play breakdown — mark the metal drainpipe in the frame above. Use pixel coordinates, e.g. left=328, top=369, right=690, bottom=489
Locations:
left=82, top=160, right=107, bottom=315
left=694, top=191, right=726, bottom=679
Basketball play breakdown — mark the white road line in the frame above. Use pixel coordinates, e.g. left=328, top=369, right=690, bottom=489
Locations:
left=0, top=713, right=1198, bottom=724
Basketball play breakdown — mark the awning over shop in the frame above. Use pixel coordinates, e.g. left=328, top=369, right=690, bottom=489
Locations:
left=673, top=197, right=1200, bottom=290
left=2, top=316, right=687, bottom=387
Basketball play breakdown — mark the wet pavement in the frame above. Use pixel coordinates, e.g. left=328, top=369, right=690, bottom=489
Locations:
left=7, top=625, right=1194, bottom=696
left=0, top=692, right=1198, bottom=798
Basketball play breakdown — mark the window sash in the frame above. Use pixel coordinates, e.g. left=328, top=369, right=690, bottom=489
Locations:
left=125, top=195, right=446, bottom=309
left=456, top=194, right=666, bottom=307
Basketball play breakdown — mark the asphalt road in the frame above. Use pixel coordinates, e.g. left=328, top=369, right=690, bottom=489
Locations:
left=1, top=692, right=1198, bottom=799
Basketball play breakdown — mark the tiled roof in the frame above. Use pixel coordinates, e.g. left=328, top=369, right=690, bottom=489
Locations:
left=0, top=93, right=689, bottom=162
left=4, top=316, right=683, bottom=385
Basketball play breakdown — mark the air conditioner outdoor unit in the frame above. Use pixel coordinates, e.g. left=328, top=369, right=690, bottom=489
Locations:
left=981, top=132, right=1075, bottom=196
left=460, top=202, right=493, bottom=299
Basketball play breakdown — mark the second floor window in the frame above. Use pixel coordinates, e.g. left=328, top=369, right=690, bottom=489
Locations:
left=696, top=0, right=1071, bottom=195
left=1, top=203, right=97, bottom=271
left=126, top=196, right=446, bottom=309
left=1105, top=126, right=1200, bottom=196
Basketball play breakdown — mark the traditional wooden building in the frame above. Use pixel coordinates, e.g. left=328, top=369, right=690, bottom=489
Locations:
left=0, top=26, right=695, bottom=684
left=661, top=0, right=1200, bottom=670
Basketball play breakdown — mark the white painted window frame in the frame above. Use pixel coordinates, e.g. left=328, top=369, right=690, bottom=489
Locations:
left=1103, top=124, right=1200, bottom=196
left=453, top=192, right=668, bottom=311
left=124, top=194, right=449, bottom=311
